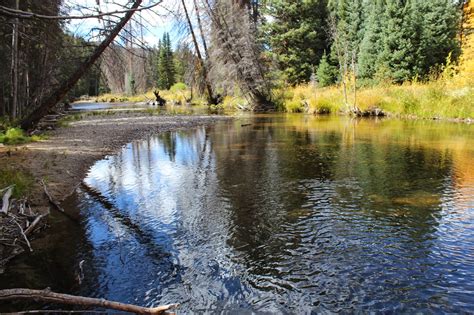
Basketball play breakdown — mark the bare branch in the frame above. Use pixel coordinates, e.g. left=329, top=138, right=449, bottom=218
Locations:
left=0, top=2, right=162, bottom=20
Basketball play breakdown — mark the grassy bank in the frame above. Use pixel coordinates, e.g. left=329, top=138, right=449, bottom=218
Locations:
left=0, top=128, right=44, bottom=145
left=0, top=167, right=34, bottom=198
left=87, top=82, right=249, bottom=113
left=276, top=78, right=474, bottom=120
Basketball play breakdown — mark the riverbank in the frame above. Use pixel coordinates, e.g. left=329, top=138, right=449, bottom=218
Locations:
left=1, top=112, right=231, bottom=212
left=277, top=80, right=474, bottom=121
left=0, top=112, right=231, bottom=272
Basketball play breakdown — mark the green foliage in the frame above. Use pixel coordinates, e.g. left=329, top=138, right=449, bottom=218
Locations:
left=170, top=82, right=187, bottom=92
left=416, top=0, right=461, bottom=77
left=378, top=0, right=416, bottom=83
left=266, top=0, right=461, bottom=86
left=358, top=0, right=385, bottom=80
left=0, top=128, right=43, bottom=145
left=263, top=0, right=329, bottom=84
left=157, top=33, right=176, bottom=90
left=0, top=168, right=34, bottom=198
left=285, top=100, right=305, bottom=113
left=316, top=52, right=337, bottom=87
left=373, top=0, right=461, bottom=83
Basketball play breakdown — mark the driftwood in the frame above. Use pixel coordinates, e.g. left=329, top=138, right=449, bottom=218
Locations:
left=0, top=288, right=178, bottom=314
left=24, top=213, right=48, bottom=236
left=1, top=185, right=14, bottom=215
left=0, top=186, right=48, bottom=273
left=13, top=220, right=32, bottom=252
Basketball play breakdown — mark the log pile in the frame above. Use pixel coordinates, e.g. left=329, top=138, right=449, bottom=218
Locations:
left=0, top=185, right=47, bottom=274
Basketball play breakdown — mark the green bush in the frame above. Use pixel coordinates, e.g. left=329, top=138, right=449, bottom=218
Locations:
left=285, top=99, right=305, bottom=113
left=0, top=127, right=44, bottom=145
left=170, top=82, right=187, bottom=92
left=0, top=128, right=28, bottom=145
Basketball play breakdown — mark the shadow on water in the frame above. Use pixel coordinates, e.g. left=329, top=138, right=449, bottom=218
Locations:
left=1, top=114, right=474, bottom=313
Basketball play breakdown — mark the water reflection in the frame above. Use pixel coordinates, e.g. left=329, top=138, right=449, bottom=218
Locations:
left=76, top=115, right=474, bottom=313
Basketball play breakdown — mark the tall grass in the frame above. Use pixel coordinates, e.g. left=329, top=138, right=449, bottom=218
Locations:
left=277, top=79, right=474, bottom=120
left=95, top=83, right=193, bottom=105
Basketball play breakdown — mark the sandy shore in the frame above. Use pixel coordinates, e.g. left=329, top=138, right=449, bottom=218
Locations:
left=0, top=113, right=232, bottom=214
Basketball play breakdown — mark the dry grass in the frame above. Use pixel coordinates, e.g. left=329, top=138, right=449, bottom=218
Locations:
left=279, top=78, right=474, bottom=120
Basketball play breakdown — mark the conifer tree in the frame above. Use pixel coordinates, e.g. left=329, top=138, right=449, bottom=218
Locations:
left=316, top=51, right=337, bottom=86
left=379, top=0, right=419, bottom=83
left=358, top=0, right=385, bottom=80
left=157, top=32, right=176, bottom=89
left=263, top=0, right=329, bottom=84
left=416, top=0, right=460, bottom=76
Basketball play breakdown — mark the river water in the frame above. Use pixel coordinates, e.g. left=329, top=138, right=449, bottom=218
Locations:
left=3, top=115, right=474, bottom=313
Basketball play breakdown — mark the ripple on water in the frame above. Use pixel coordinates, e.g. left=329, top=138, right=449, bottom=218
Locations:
left=70, top=116, right=474, bottom=313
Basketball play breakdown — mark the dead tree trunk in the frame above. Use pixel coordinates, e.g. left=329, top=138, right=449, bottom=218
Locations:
left=181, top=0, right=217, bottom=104
left=20, top=0, right=144, bottom=130
left=193, top=0, right=209, bottom=56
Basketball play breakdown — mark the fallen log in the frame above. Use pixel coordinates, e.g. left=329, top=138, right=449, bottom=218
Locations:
left=0, top=288, right=178, bottom=314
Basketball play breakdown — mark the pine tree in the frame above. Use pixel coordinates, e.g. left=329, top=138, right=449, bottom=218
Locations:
left=263, top=0, right=329, bottom=84
left=157, top=32, right=176, bottom=90
left=416, top=0, right=460, bottom=76
left=328, top=0, right=365, bottom=76
left=358, top=0, right=385, bottom=80
left=164, top=33, right=176, bottom=88
left=316, top=51, right=337, bottom=86
left=379, top=0, right=419, bottom=83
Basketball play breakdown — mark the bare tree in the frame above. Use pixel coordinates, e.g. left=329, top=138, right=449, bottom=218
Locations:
left=180, top=0, right=217, bottom=104
left=204, top=0, right=274, bottom=110
left=20, top=0, right=147, bottom=129
left=328, top=15, right=358, bottom=113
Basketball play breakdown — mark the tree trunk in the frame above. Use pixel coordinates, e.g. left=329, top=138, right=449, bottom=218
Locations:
left=352, top=52, right=357, bottom=112
left=20, top=0, right=144, bottom=130
left=181, top=0, right=216, bottom=104
left=203, top=0, right=273, bottom=110
left=10, top=0, right=19, bottom=120
left=193, top=0, right=209, bottom=56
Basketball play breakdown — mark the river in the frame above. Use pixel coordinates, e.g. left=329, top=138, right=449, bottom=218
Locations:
left=2, top=114, right=474, bottom=313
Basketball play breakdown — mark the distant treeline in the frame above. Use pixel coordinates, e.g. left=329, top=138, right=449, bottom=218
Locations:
left=0, top=0, right=470, bottom=124
left=263, top=0, right=464, bottom=86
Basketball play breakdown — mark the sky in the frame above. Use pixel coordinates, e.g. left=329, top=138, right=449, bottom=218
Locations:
left=65, top=0, right=189, bottom=47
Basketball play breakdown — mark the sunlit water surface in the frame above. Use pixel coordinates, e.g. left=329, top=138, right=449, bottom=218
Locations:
left=6, top=115, right=474, bottom=313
